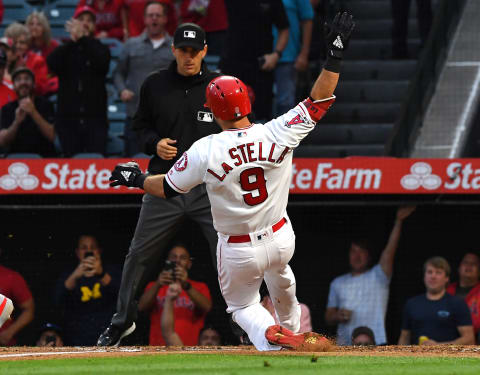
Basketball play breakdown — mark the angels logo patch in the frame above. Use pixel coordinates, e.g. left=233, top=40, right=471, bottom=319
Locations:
left=174, top=152, right=188, bottom=172
left=285, top=114, right=304, bottom=128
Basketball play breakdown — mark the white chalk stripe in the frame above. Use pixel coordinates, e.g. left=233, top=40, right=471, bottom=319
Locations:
left=0, top=348, right=142, bottom=358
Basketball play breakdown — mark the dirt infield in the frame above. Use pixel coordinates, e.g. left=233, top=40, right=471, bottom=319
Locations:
left=1, top=345, right=480, bottom=361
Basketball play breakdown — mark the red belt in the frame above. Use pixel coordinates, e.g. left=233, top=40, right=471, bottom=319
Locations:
left=227, top=218, right=287, bottom=243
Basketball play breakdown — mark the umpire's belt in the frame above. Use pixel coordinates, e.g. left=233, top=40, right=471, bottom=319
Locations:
left=227, top=218, right=287, bottom=243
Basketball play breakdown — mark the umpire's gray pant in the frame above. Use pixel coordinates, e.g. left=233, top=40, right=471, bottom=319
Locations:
left=111, top=184, right=218, bottom=328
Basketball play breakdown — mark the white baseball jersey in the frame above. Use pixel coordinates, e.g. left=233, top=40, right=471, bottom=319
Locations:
left=165, top=96, right=335, bottom=235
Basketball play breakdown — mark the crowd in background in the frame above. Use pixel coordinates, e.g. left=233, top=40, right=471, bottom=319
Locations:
left=0, top=0, right=435, bottom=158
left=1, top=0, right=460, bottom=349
left=2, top=206, right=480, bottom=347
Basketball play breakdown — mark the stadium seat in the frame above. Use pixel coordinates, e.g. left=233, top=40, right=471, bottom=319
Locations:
left=107, top=60, right=117, bottom=82
left=3, top=2, right=33, bottom=23
left=133, top=153, right=150, bottom=159
left=102, top=38, right=124, bottom=59
left=46, top=0, right=76, bottom=33
left=72, top=153, right=104, bottom=159
left=6, top=153, right=42, bottom=159
left=204, top=55, right=220, bottom=71
left=109, top=121, right=125, bottom=137
left=106, top=135, right=124, bottom=156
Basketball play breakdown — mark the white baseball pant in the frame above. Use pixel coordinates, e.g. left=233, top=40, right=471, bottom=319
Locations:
left=216, top=218, right=301, bottom=351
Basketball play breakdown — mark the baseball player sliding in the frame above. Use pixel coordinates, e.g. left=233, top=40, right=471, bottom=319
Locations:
left=109, top=12, right=354, bottom=351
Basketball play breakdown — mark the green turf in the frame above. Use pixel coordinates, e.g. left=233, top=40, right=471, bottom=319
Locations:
left=1, top=354, right=480, bottom=375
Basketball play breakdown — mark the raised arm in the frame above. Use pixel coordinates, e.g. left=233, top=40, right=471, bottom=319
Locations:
left=379, top=206, right=416, bottom=277
left=310, top=12, right=354, bottom=101
left=161, top=283, right=184, bottom=346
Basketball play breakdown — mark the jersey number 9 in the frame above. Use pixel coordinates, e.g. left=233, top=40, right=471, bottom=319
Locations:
left=240, top=167, right=268, bottom=206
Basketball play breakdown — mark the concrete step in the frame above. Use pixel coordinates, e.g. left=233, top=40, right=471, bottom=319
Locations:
left=354, top=19, right=419, bottom=39
left=304, top=123, right=394, bottom=145
left=341, top=60, right=417, bottom=80
left=323, top=103, right=401, bottom=123
left=294, top=144, right=386, bottom=158
left=335, top=81, right=409, bottom=102
left=346, top=39, right=421, bottom=60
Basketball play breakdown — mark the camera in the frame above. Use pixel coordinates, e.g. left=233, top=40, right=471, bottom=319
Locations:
left=164, top=260, right=177, bottom=281
left=45, top=335, right=56, bottom=346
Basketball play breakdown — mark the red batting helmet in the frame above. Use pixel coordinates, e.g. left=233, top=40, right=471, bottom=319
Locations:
left=204, top=76, right=251, bottom=121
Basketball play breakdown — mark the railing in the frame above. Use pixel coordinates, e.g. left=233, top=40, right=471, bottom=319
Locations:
left=385, top=0, right=467, bottom=156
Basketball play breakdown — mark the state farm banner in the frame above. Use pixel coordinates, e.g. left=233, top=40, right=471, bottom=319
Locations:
left=0, top=158, right=479, bottom=194
left=0, top=159, right=149, bottom=194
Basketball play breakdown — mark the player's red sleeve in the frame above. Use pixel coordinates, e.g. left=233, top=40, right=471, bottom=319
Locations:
left=302, top=96, right=336, bottom=122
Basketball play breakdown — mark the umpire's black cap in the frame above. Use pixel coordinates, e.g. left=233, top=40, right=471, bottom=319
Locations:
left=173, top=23, right=206, bottom=50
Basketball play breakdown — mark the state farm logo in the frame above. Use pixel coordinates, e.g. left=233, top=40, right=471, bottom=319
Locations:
left=401, top=162, right=442, bottom=190
left=0, top=162, right=39, bottom=190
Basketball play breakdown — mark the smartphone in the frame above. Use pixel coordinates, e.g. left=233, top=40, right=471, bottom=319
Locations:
left=84, top=251, right=94, bottom=258
left=164, top=260, right=177, bottom=281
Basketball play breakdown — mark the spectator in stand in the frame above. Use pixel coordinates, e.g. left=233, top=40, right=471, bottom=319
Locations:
left=180, top=0, right=228, bottom=55
left=122, top=0, right=177, bottom=39
left=55, top=234, right=121, bottom=346
left=0, top=49, right=16, bottom=108
left=26, top=12, right=59, bottom=95
left=447, top=253, right=480, bottom=341
left=4, top=22, right=51, bottom=96
left=36, top=322, right=64, bottom=347
left=0, top=247, right=35, bottom=346
left=26, top=11, right=60, bottom=59
left=273, top=0, right=313, bottom=116
left=325, top=206, right=416, bottom=345
left=0, top=37, right=14, bottom=83
left=219, top=0, right=289, bottom=122
left=47, top=6, right=110, bottom=156
left=198, top=325, right=222, bottom=346
left=76, top=0, right=126, bottom=40
left=114, top=1, right=174, bottom=156
left=260, top=285, right=312, bottom=333
left=351, top=326, right=376, bottom=346
left=138, top=244, right=212, bottom=346
left=398, top=257, right=475, bottom=345
left=0, top=67, right=56, bottom=157
left=391, top=0, right=433, bottom=59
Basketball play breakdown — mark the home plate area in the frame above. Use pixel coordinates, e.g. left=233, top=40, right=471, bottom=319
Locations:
left=1, top=345, right=480, bottom=361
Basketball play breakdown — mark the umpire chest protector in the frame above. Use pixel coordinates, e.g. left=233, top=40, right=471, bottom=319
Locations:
left=134, top=61, right=220, bottom=174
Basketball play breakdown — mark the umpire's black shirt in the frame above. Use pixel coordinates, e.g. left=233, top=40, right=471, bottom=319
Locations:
left=133, top=60, right=220, bottom=174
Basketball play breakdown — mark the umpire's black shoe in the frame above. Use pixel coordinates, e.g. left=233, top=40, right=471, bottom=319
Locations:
left=97, top=322, right=136, bottom=346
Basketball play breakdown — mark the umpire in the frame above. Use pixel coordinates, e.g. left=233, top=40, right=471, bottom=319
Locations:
left=97, top=23, right=220, bottom=346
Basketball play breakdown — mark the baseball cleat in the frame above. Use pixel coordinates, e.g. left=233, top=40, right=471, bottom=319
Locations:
left=0, top=294, right=14, bottom=329
left=265, top=324, right=333, bottom=352
left=97, top=322, right=136, bottom=346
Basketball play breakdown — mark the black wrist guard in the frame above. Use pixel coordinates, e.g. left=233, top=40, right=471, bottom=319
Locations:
left=323, top=56, right=342, bottom=73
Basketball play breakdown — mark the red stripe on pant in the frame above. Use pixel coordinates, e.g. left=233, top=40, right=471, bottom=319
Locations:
left=0, top=296, right=6, bottom=316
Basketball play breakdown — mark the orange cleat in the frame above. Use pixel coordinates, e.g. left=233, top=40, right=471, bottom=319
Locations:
left=265, top=324, right=333, bottom=352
